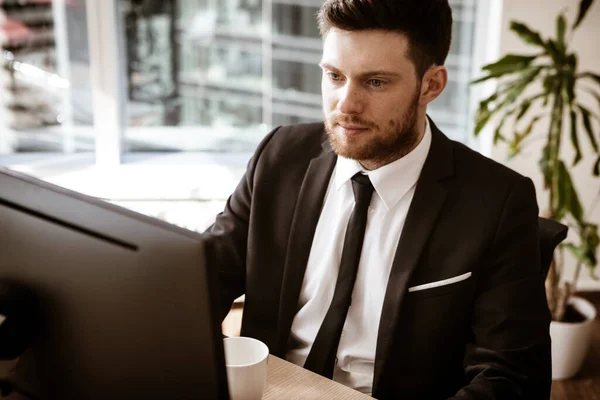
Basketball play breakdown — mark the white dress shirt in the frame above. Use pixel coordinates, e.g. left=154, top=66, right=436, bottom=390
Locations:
left=285, top=119, right=432, bottom=395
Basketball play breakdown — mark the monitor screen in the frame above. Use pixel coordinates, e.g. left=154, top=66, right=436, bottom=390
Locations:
left=0, top=167, right=229, bottom=400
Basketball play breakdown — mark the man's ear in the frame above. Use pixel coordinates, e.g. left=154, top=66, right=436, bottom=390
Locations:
left=419, top=66, right=448, bottom=106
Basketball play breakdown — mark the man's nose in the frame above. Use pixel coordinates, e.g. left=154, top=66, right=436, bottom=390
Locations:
left=337, top=84, right=364, bottom=115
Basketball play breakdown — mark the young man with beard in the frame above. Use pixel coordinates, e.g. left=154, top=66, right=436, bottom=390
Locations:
left=202, top=0, right=551, bottom=398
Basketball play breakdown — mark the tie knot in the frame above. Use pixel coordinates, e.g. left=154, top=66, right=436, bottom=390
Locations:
left=351, top=173, right=374, bottom=205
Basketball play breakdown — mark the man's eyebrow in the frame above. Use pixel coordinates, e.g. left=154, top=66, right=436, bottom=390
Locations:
left=319, top=63, right=339, bottom=72
left=319, top=63, right=401, bottom=78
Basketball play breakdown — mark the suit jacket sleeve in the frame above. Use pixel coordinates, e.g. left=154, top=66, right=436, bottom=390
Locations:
left=200, top=127, right=280, bottom=323
left=451, top=177, right=552, bottom=399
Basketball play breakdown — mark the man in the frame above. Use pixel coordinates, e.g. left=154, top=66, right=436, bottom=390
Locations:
left=202, top=0, right=551, bottom=398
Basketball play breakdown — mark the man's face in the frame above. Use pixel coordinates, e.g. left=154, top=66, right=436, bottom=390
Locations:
left=321, top=29, right=423, bottom=168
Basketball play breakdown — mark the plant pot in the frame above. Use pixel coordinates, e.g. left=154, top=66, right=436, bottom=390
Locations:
left=550, top=296, right=597, bottom=380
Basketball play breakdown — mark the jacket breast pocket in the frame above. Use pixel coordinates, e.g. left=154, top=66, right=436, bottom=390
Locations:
left=406, top=272, right=474, bottom=300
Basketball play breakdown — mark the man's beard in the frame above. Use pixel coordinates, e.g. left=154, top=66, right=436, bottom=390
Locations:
left=324, top=92, right=421, bottom=167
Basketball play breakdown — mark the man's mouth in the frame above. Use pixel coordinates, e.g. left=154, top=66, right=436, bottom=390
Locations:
left=338, top=123, right=369, bottom=136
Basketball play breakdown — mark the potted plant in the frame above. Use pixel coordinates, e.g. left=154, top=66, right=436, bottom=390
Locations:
left=471, top=0, right=600, bottom=380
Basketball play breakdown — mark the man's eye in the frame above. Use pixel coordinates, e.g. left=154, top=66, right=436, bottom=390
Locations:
left=328, top=73, right=342, bottom=81
left=368, top=79, right=383, bottom=87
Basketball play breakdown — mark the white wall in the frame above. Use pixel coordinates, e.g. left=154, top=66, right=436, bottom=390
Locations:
left=492, top=0, right=600, bottom=289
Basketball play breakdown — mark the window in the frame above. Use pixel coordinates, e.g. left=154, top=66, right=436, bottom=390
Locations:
left=429, top=0, right=480, bottom=142
left=0, top=0, right=93, bottom=156
left=0, top=0, right=499, bottom=230
left=117, top=0, right=482, bottom=151
left=118, top=0, right=323, bottom=152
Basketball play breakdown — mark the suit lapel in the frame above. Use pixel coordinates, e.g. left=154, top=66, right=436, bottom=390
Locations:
left=274, top=143, right=337, bottom=357
left=372, top=119, right=455, bottom=393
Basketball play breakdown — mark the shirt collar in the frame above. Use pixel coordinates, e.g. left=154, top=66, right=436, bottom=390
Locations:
left=334, top=117, right=432, bottom=211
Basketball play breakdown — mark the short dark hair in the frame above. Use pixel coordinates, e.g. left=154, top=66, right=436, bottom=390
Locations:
left=317, top=0, right=453, bottom=78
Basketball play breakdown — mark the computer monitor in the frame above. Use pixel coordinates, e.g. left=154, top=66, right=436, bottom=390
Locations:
left=0, top=167, right=229, bottom=399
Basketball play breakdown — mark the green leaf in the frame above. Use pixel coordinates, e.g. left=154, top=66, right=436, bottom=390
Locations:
left=543, top=73, right=558, bottom=96
left=563, top=78, right=576, bottom=108
left=474, top=102, right=493, bottom=136
left=566, top=54, right=578, bottom=69
left=569, top=182, right=585, bottom=225
left=546, top=40, right=563, bottom=64
left=481, top=91, right=499, bottom=106
left=497, top=67, right=545, bottom=107
left=570, top=110, right=583, bottom=165
left=472, top=73, right=521, bottom=86
left=546, top=39, right=573, bottom=66
left=539, top=145, right=552, bottom=189
left=473, top=89, right=516, bottom=136
left=516, top=100, right=532, bottom=122
left=594, top=155, right=600, bottom=176
left=578, top=104, right=599, bottom=152
left=470, top=74, right=498, bottom=85
left=564, top=243, right=588, bottom=264
left=474, top=99, right=515, bottom=140
left=564, top=243, right=589, bottom=265
left=515, top=93, right=547, bottom=122
left=509, top=115, right=542, bottom=158
left=594, top=91, right=600, bottom=109
left=580, top=72, right=600, bottom=85
left=556, top=14, right=567, bottom=52
left=493, top=124, right=506, bottom=145
left=502, top=85, right=529, bottom=110
left=563, top=57, right=577, bottom=104
left=473, top=68, right=544, bottom=135
left=581, top=223, right=600, bottom=267
left=555, top=168, right=567, bottom=221
left=574, top=0, right=594, bottom=30
left=516, top=92, right=548, bottom=117
left=523, top=115, right=542, bottom=136
left=482, top=54, right=539, bottom=75
left=492, top=110, right=512, bottom=145
left=542, top=92, right=550, bottom=107
left=510, top=22, right=547, bottom=48
left=471, top=60, right=544, bottom=85
left=586, top=89, right=600, bottom=111
left=558, top=161, right=584, bottom=222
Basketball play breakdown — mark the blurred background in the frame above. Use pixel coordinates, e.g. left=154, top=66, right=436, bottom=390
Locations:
left=0, top=0, right=598, bottom=289
left=0, top=0, right=485, bottom=224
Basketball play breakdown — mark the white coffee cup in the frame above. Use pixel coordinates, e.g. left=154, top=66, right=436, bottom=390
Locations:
left=223, top=336, right=269, bottom=400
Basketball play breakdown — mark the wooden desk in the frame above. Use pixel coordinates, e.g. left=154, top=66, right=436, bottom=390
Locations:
left=264, top=355, right=372, bottom=399
left=229, top=293, right=600, bottom=399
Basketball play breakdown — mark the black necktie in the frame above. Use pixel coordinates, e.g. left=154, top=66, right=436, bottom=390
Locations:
left=303, top=173, right=375, bottom=378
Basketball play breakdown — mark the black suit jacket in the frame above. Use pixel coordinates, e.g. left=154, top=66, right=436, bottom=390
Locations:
left=202, top=120, right=551, bottom=399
